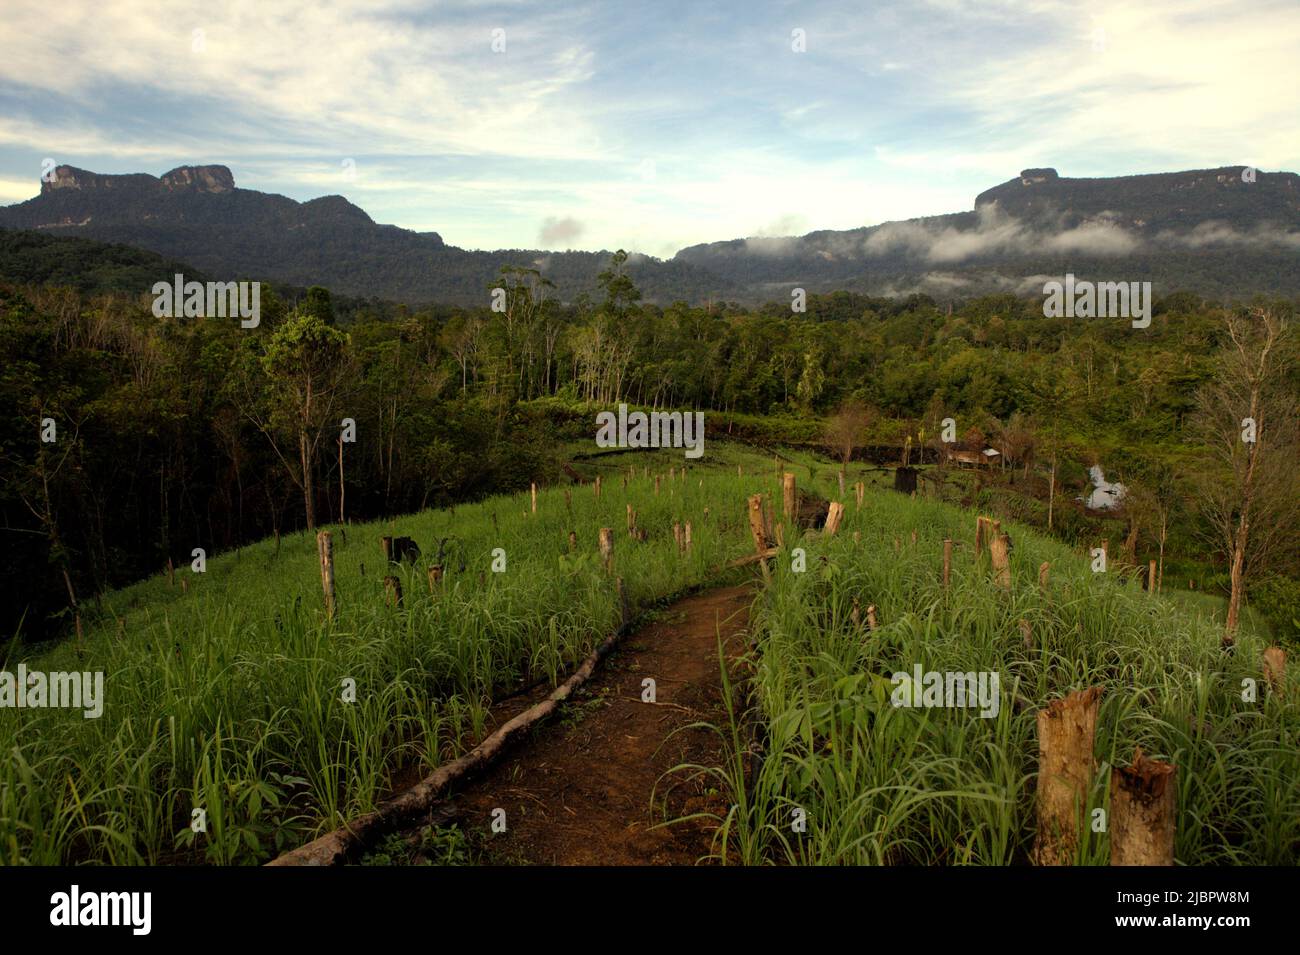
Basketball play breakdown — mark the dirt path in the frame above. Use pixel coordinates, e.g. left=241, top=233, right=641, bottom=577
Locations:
left=426, top=584, right=753, bottom=865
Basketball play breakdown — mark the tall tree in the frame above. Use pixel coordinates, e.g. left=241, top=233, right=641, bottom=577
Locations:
left=1189, top=308, right=1300, bottom=640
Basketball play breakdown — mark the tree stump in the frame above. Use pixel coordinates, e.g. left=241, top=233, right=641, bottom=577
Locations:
left=1110, top=749, right=1176, bottom=866
left=1033, top=686, right=1103, bottom=866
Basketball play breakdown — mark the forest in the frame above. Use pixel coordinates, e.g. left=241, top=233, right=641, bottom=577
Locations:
left=2, top=239, right=1298, bottom=646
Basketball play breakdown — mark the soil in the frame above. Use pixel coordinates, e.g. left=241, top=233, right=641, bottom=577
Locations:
left=395, top=584, right=754, bottom=865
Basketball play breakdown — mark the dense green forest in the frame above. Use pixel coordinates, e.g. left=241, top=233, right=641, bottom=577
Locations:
left=2, top=235, right=1297, bottom=643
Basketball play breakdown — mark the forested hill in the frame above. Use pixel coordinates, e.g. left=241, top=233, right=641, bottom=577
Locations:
left=1, top=164, right=1298, bottom=304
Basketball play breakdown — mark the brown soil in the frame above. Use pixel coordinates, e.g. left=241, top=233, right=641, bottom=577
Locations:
left=417, top=584, right=753, bottom=865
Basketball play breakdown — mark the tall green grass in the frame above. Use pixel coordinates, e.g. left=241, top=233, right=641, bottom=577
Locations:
left=696, top=478, right=1297, bottom=866
left=0, top=446, right=781, bottom=865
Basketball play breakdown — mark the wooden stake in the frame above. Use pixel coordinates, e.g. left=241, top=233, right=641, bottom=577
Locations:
left=1039, top=561, right=1050, bottom=590
left=427, top=564, right=443, bottom=594
left=747, top=494, right=771, bottom=552
left=1032, top=686, right=1103, bottom=866
left=1147, top=559, right=1156, bottom=595
left=568, top=530, right=578, bottom=552
left=594, top=475, right=601, bottom=498
left=782, top=472, right=796, bottom=521
left=1263, top=646, right=1286, bottom=697
left=855, top=481, right=864, bottom=508
left=338, top=436, right=346, bottom=526
left=531, top=483, right=537, bottom=513
left=384, top=574, right=403, bottom=608
left=684, top=522, right=692, bottom=554
left=990, top=533, right=1011, bottom=590
left=381, top=536, right=394, bottom=563
left=1110, top=749, right=1177, bottom=866
left=598, top=527, right=614, bottom=572
left=943, top=538, right=953, bottom=589
left=824, top=501, right=845, bottom=536
left=866, top=605, right=878, bottom=630
left=673, top=522, right=683, bottom=552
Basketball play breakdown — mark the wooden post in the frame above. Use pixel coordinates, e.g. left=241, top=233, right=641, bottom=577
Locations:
left=1147, top=560, right=1156, bottom=595
left=427, top=564, right=443, bottom=594
left=1032, top=687, right=1103, bottom=866
left=531, top=483, right=537, bottom=513
left=598, top=527, right=614, bottom=572
left=684, top=522, right=692, bottom=554
left=594, top=475, right=601, bottom=498
left=747, top=494, right=771, bottom=552
left=568, top=530, right=578, bottom=552
left=866, top=605, right=878, bottom=630
left=1039, top=561, right=1050, bottom=590
left=855, top=481, right=864, bottom=508
left=1263, top=647, right=1286, bottom=697
left=990, top=533, right=1011, bottom=589
left=673, top=522, right=684, bottom=552
left=564, top=489, right=571, bottom=510
left=1110, top=749, right=1177, bottom=866
left=942, top=539, right=953, bottom=589
left=384, top=575, right=403, bottom=608
left=782, top=472, right=796, bottom=521
left=824, top=501, right=845, bottom=536
left=851, top=597, right=861, bottom=629
left=627, top=503, right=636, bottom=534
left=381, top=536, right=394, bottom=563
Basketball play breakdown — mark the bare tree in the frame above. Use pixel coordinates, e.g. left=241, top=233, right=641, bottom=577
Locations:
left=1189, top=308, right=1300, bottom=640
left=825, top=398, right=875, bottom=481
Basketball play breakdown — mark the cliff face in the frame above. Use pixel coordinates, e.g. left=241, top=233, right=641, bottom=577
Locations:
left=973, top=166, right=1300, bottom=229
left=41, top=164, right=236, bottom=195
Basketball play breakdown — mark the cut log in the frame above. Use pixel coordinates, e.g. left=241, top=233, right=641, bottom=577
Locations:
left=317, top=531, right=336, bottom=619
left=990, top=533, right=1011, bottom=589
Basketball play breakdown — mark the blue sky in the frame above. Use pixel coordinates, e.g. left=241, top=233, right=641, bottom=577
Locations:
left=1, top=0, right=1296, bottom=255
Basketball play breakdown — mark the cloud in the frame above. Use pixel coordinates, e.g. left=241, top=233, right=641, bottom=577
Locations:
left=537, top=215, right=585, bottom=247
left=864, top=207, right=1141, bottom=263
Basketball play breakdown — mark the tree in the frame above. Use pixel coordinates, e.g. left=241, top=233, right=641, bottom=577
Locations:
left=825, top=398, right=875, bottom=480
left=1189, top=308, right=1300, bottom=640
left=257, top=309, right=351, bottom=530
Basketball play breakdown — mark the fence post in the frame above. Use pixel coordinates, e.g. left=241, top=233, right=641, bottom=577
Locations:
left=598, top=527, right=614, bottom=572
left=317, top=531, right=336, bottom=620
left=384, top=575, right=403, bottom=608
left=990, top=532, right=1011, bottom=589
left=824, top=501, right=845, bottom=536
left=782, top=472, right=796, bottom=521
left=943, top=538, right=953, bottom=589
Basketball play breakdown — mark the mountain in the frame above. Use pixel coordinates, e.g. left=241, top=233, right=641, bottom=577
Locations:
left=674, top=167, right=1300, bottom=301
left=2, top=164, right=1298, bottom=304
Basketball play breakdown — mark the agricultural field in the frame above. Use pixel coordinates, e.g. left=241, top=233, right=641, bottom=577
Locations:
left=3, top=445, right=1291, bottom=867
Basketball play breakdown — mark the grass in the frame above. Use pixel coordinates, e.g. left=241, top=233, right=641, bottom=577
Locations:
left=684, top=470, right=1296, bottom=865
left=0, top=446, right=792, bottom=865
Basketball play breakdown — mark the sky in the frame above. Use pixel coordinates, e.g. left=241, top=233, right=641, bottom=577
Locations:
left=0, top=0, right=1296, bottom=257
